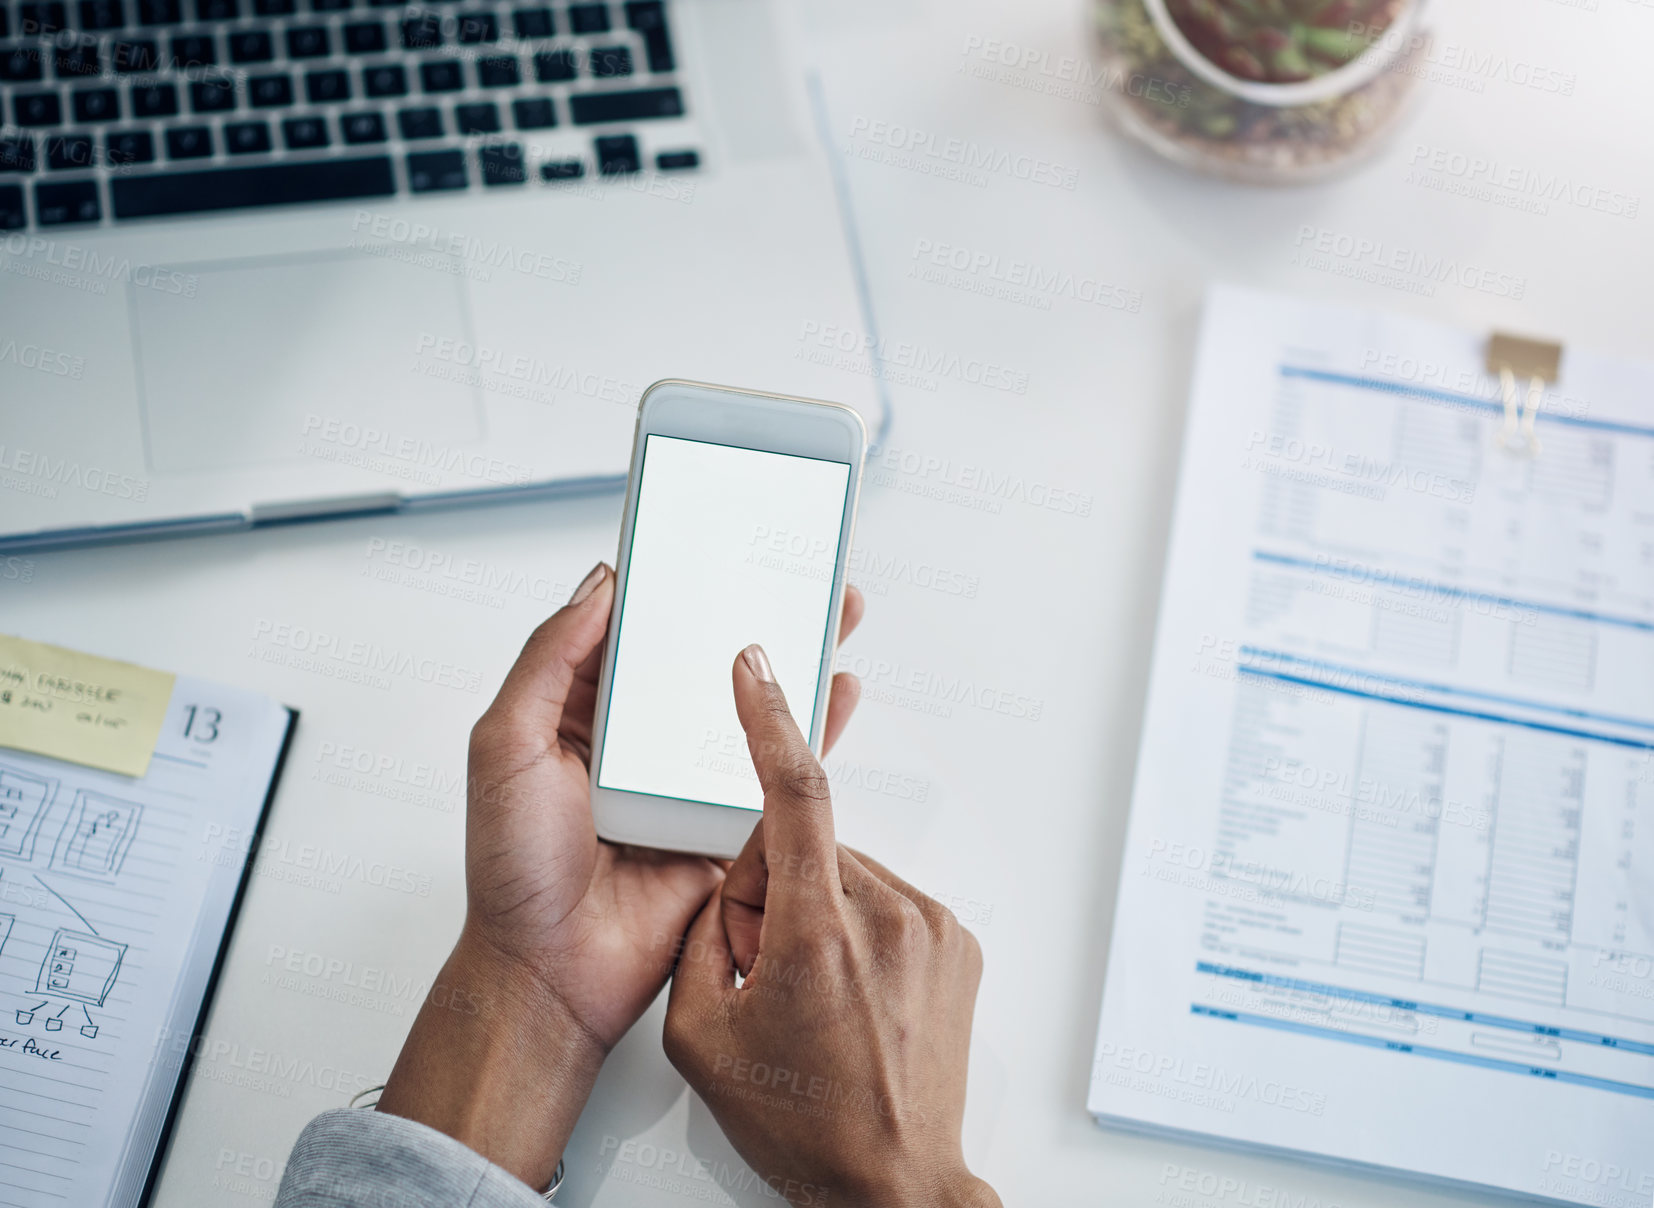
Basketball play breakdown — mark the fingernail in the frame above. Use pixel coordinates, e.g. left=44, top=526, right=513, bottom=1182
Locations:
left=741, top=644, right=775, bottom=683
left=570, top=563, right=606, bottom=606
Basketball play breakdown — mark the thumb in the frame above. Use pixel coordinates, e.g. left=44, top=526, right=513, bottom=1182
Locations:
left=732, top=645, right=839, bottom=891
left=476, top=563, right=612, bottom=748
left=720, top=817, right=767, bottom=977
left=665, top=885, right=738, bottom=1078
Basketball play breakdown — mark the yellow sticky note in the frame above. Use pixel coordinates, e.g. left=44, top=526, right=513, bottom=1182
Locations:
left=0, top=635, right=176, bottom=778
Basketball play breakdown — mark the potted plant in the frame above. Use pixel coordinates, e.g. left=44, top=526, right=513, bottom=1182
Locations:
left=1094, top=0, right=1430, bottom=183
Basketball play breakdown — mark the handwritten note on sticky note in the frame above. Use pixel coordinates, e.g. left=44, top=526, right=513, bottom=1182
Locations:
left=0, top=635, right=176, bottom=777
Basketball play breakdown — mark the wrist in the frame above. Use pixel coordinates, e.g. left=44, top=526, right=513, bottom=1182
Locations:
left=377, top=928, right=606, bottom=1190
left=853, top=1162, right=1000, bottom=1208
left=940, top=1172, right=1001, bottom=1208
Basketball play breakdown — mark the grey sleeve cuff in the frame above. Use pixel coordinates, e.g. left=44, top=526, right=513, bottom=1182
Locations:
left=273, top=1108, right=549, bottom=1208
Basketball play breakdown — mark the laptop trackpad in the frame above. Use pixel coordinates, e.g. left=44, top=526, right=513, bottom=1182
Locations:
left=131, top=250, right=482, bottom=473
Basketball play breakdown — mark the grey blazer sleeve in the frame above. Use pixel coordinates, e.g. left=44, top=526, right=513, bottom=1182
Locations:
left=273, top=1108, right=549, bottom=1207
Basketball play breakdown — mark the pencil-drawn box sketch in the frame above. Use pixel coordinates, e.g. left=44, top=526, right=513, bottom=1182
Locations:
left=0, top=765, right=57, bottom=861
left=16, top=999, right=102, bottom=1037
left=34, top=928, right=126, bottom=1007
left=50, top=791, right=142, bottom=883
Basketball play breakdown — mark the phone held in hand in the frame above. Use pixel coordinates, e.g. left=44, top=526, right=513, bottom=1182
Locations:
left=588, top=380, right=867, bottom=858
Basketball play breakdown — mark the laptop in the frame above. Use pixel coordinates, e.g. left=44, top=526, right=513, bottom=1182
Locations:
left=0, top=0, right=881, bottom=550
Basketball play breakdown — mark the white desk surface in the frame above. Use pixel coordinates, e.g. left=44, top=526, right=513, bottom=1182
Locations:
left=8, top=0, right=1653, bottom=1204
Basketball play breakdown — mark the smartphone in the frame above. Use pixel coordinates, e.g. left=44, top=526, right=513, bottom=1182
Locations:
left=589, top=380, right=867, bottom=857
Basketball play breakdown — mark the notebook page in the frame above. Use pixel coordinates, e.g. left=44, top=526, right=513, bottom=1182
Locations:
left=1089, top=286, right=1654, bottom=1205
left=0, top=675, right=291, bottom=1208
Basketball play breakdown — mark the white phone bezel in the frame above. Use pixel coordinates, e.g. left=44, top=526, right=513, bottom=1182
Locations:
left=588, top=379, right=867, bottom=858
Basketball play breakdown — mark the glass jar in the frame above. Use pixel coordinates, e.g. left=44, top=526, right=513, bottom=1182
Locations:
left=1092, top=0, right=1431, bottom=184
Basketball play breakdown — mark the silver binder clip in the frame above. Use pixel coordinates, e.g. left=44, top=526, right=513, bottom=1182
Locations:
left=1486, top=332, right=1562, bottom=458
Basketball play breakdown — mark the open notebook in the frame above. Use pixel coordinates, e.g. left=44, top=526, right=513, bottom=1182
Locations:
left=0, top=674, right=294, bottom=1208
left=1090, top=286, right=1653, bottom=1205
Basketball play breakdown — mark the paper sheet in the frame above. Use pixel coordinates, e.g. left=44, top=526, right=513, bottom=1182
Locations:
left=1090, top=286, right=1654, bottom=1206
left=0, top=635, right=176, bottom=778
left=0, top=675, right=291, bottom=1208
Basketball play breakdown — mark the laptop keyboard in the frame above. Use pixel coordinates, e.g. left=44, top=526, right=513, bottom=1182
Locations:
left=0, top=0, right=698, bottom=228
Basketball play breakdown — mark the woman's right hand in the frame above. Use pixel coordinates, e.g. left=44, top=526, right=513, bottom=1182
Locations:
left=663, top=644, right=1001, bottom=1208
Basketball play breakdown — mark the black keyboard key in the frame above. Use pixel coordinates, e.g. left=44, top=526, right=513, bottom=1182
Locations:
left=253, top=0, right=294, bottom=12
left=305, top=67, right=348, bottom=102
left=35, top=178, right=99, bottom=224
left=286, top=24, right=329, bottom=57
left=196, top=0, right=235, bottom=18
left=1, top=47, right=45, bottom=82
left=456, top=9, right=496, bottom=42
left=282, top=114, right=327, bottom=147
left=594, top=131, right=636, bottom=174
left=113, top=39, right=162, bottom=72
left=476, top=54, right=517, bottom=86
left=343, top=20, right=385, bottom=52
left=567, top=2, right=607, bottom=32
left=170, top=33, right=215, bottom=67
left=540, top=158, right=581, bottom=180
left=419, top=59, right=460, bottom=91
left=655, top=148, right=695, bottom=170
left=137, top=0, right=181, bottom=21
left=165, top=123, right=211, bottom=157
left=406, top=147, right=462, bottom=191
left=588, top=44, right=630, bottom=77
left=396, top=103, right=439, bottom=138
left=105, top=128, right=155, bottom=163
left=227, top=29, right=272, bottom=62
left=362, top=62, right=406, bottom=95
left=479, top=140, right=523, bottom=185
left=131, top=82, right=178, bottom=116
left=15, top=92, right=63, bottom=127
left=510, top=95, right=552, bottom=128
left=312, top=0, right=351, bottom=10
left=531, top=48, right=574, bottom=82
left=78, top=0, right=125, bottom=27
left=511, top=6, right=549, bottom=37
left=19, top=2, right=68, bottom=33
left=248, top=73, right=292, bottom=106
left=72, top=87, right=118, bottom=122
left=569, top=86, right=679, bottom=125
left=339, top=109, right=384, bottom=142
left=0, top=135, right=36, bottom=172
left=623, top=0, right=672, bottom=72
left=453, top=100, right=496, bottom=133
left=190, top=76, right=235, bottom=111
left=111, top=154, right=394, bottom=217
left=400, top=13, right=440, bottom=48
left=0, top=185, right=24, bottom=229
left=0, top=9, right=9, bottom=34
left=55, top=40, right=101, bottom=77
left=45, top=132, right=93, bottom=169
left=224, top=119, right=270, bottom=152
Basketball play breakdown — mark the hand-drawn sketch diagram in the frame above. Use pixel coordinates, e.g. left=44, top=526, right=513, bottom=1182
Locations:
left=10, top=875, right=129, bottom=1039
left=49, top=791, right=141, bottom=884
left=0, top=765, right=57, bottom=861
left=22, top=928, right=126, bottom=1039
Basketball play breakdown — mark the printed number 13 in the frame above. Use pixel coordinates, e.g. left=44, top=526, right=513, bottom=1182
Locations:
left=183, top=705, right=221, bottom=743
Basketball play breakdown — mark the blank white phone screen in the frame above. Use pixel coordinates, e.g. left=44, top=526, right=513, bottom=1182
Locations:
left=598, top=434, right=851, bottom=810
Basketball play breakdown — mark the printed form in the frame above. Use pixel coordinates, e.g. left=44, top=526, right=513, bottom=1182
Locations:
left=1090, top=286, right=1654, bottom=1206
left=0, top=677, right=291, bottom=1208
